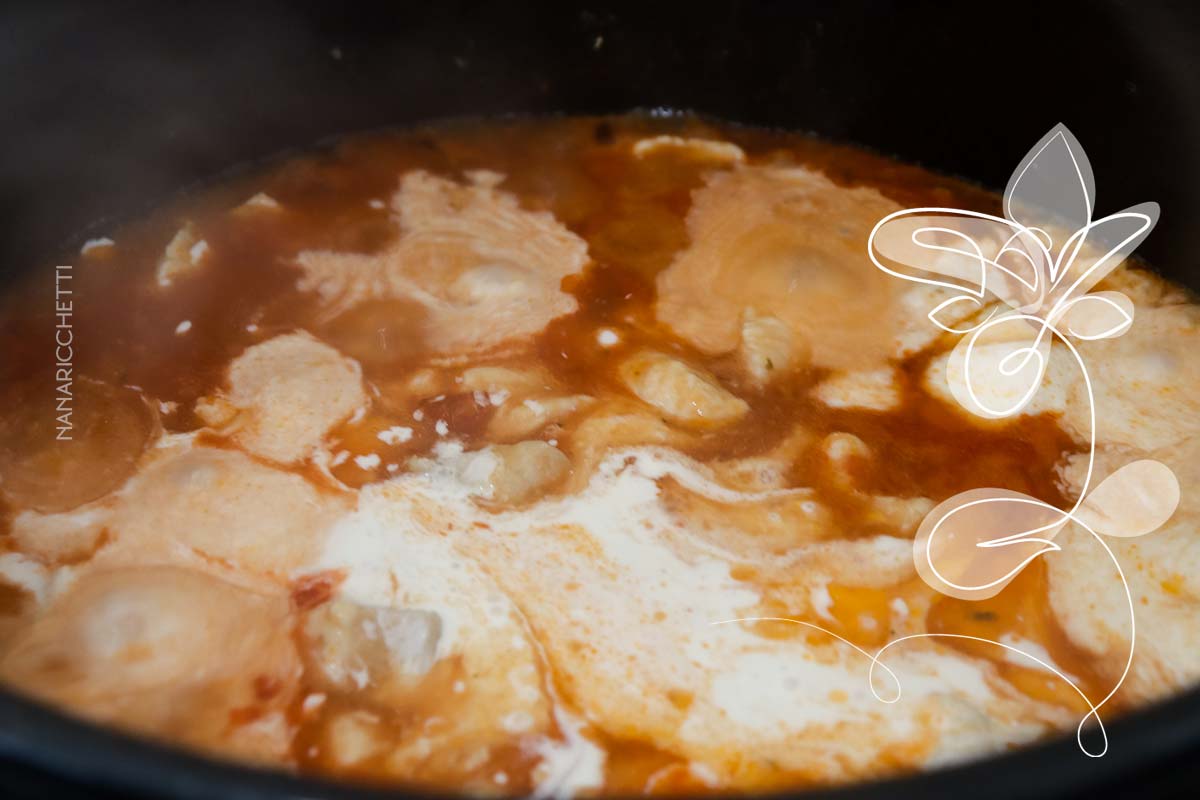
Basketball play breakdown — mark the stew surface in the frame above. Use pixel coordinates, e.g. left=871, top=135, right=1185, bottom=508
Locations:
left=1, top=114, right=1198, bottom=796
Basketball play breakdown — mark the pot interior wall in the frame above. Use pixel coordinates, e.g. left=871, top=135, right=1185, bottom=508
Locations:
left=2, top=1, right=1199, bottom=284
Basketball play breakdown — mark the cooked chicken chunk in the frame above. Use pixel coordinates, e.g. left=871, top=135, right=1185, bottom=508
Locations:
left=563, top=401, right=691, bottom=490
left=487, top=441, right=572, bottom=504
left=454, top=363, right=594, bottom=441
left=304, top=598, right=443, bottom=694
left=1060, top=302, right=1200, bottom=449
left=656, top=166, right=905, bottom=370
left=457, top=365, right=555, bottom=396
left=313, top=485, right=556, bottom=777
left=921, top=325, right=1074, bottom=422
left=409, top=440, right=570, bottom=505
left=11, top=444, right=347, bottom=576
left=437, top=450, right=1065, bottom=785
left=488, top=394, right=595, bottom=441
left=739, top=312, right=805, bottom=388
left=619, top=351, right=748, bottom=428
left=632, top=136, right=746, bottom=163
left=0, top=566, right=300, bottom=764
left=109, top=446, right=348, bottom=576
left=295, top=170, right=590, bottom=356
left=661, top=482, right=835, bottom=556
left=203, top=332, right=368, bottom=465
left=233, top=192, right=282, bottom=214
left=813, top=368, right=902, bottom=411
left=155, top=223, right=208, bottom=286
left=1047, top=438, right=1200, bottom=703
left=891, top=284, right=987, bottom=357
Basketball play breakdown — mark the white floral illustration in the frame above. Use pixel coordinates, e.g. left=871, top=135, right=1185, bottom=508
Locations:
left=865, top=124, right=1181, bottom=756
left=711, top=125, right=1181, bottom=758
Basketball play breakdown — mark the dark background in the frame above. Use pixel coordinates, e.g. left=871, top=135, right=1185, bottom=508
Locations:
left=1, top=1, right=1199, bottom=798
left=2, top=1, right=1199, bottom=279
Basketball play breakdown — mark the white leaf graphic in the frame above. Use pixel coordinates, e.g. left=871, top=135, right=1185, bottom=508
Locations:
left=1004, top=124, right=1094, bottom=237
left=866, top=122, right=1166, bottom=763
left=914, top=488, right=1069, bottom=601
left=1077, top=460, right=1180, bottom=538
left=869, top=210, right=1050, bottom=311
left=1048, top=203, right=1159, bottom=305
left=1055, top=291, right=1134, bottom=340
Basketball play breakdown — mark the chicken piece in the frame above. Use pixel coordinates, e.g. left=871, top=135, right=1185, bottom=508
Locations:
left=0, top=566, right=300, bottom=764
left=432, top=449, right=1064, bottom=786
left=618, top=351, right=748, bottom=428
left=313, top=485, right=556, bottom=779
left=402, top=367, right=445, bottom=397
left=458, top=365, right=555, bottom=397
left=304, top=598, right=442, bottom=695
left=815, top=431, right=873, bottom=495
left=193, top=395, right=238, bottom=428
left=372, top=367, right=453, bottom=413
left=1047, top=438, right=1200, bottom=703
left=409, top=440, right=570, bottom=506
left=155, top=223, right=208, bottom=286
left=862, top=495, right=935, bottom=534
left=487, top=441, right=571, bottom=504
left=323, top=710, right=389, bottom=768
left=1060, top=301, right=1200, bottom=449
left=812, top=368, right=902, bottom=412
left=407, top=441, right=503, bottom=498
left=488, top=394, right=595, bottom=441
left=295, top=170, right=590, bottom=357
left=921, top=324, right=1075, bottom=423
left=0, top=379, right=158, bottom=514
left=562, top=401, right=690, bottom=490
left=10, top=445, right=348, bottom=576
left=656, top=166, right=905, bottom=370
left=926, top=291, right=1199, bottom=440
left=109, top=446, right=347, bottom=576
left=206, top=332, right=368, bottom=465
left=454, top=363, right=593, bottom=441
left=632, top=136, right=746, bottom=163
left=661, top=427, right=844, bottom=557
left=739, top=311, right=806, bottom=388
left=661, top=482, right=835, bottom=556
left=233, top=192, right=282, bottom=214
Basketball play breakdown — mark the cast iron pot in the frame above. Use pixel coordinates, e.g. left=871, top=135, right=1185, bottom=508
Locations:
left=2, top=1, right=1199, bottom=798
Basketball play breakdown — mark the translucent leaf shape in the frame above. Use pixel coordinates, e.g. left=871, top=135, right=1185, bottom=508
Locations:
left=1077, top=459, right=1180, bottom=538
left=1004, top=124, right=1094, bottom=236
left=1055, top=291, right=1134, bottom=340
left=1048, top=203, right=1159, bottom=301
left=869, top=210, right=1050, bottom=312
left=914, top=488, right=1069, bottom=601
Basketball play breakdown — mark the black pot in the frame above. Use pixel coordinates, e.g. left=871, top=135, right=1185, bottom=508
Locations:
left=2, top=1, right=1199, bottom=798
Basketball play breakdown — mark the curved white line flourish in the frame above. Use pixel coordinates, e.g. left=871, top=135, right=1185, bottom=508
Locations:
left=703, top=125, right=1172, bottom=763
left=782, top=123, right=1171, bottom=760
